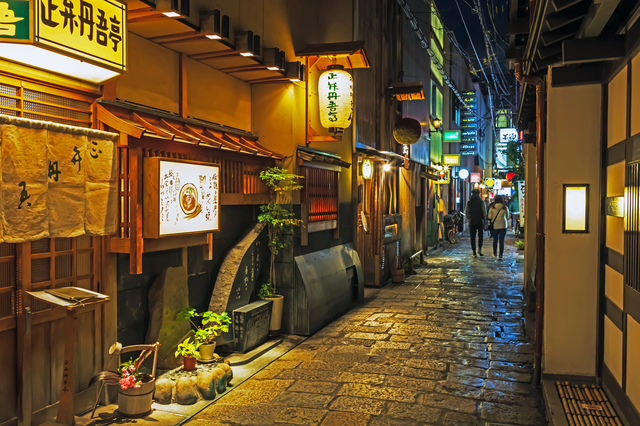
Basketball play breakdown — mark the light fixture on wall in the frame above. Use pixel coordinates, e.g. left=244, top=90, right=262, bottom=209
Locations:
left=201, top=10, right=229, bottom=40
left=459, top=169, right=469, bottom=180
left=264, top=48, right=285, bottom=71
left=383, top=162, right=391, bottom=172
left=286, top=61, right=305, bottom=82
left=563, top=184, right=589, bottom=233
left=428, top=117, right=442, bottom=134
left=236, top=31, right=260, bottom=57
left=157, top=0, right=189, bottom=18
left=362, top=159, right=373, bottom=179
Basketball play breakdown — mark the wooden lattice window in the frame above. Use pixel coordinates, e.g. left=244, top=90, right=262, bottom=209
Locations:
left=0, top=244, right=16, bottom=320
left=307, top=167, right=339, bottom=223
left=29, top=236, right=96, bottom=313
left=0, top=75, right=94, bottom=127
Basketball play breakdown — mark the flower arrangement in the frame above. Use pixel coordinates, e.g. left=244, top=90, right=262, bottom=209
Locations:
left=117, top=358, right=142, bottom=390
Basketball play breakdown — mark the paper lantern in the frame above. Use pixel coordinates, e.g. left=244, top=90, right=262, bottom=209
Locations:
left=319, top=66, right=353, bottom=130
left=362, top=159, right=373, bottom=179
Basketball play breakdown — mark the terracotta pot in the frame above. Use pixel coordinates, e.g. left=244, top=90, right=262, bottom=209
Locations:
left=183, top=356, right=197, bottom=371
left=391, top=268, right=405, bottom=283
left=118, top=376, right=155, bottom=417
left=199, top=343, right=216, bottom=361
left=266, top=295, right=284, bottom=333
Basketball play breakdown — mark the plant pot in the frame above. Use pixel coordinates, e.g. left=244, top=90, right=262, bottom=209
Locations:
left=118, top=376, right=155, bottom=417
left=183, top=356, right=197, bottom=371
left=199, top=343, right=216, bottom=361
left=391, top=268, right=405, bottom=283
left=266, top=295, right=284, bottom=334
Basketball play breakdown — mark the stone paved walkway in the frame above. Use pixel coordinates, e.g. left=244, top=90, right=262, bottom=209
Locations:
left=186, top=233, right=545, bottom=426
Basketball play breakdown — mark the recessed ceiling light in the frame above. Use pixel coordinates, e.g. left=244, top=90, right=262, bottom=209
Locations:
left=267, top=66, right=279, bottom=71
left=206, top=34, right=221, bottom=40
left=163, top=11, right=181, bottom=18
left=289, top=78, right=300, bottom=82
left=240, top=52, right=253, bottom=57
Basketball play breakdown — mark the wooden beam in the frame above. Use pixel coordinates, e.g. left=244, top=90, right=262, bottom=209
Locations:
left=190, top=49, right=237, bottom=61
left=551, top=63, right=604, bottom=86
left=220, top=193, right=271, bottom=205
left=309, top=135, right=343, bottom=142
left=132, top=113, right=174, bottom=140
left=96, top=104, right=144, bottom=138
left=179, top=53, right=187, bottom=119
left=552, top=0, right=583, bottom=12
left=149, top=31, right=199, bottom=43
left=562, top=37, right=625, bottom=65
left=129, top=148, right=143, bottom=274
left=203, top=128, right=241, bottom=151
left=204, top=233, right=213, bottom=261
left=160, top=119, right=199, bottom=143
left=183, top=125, right=222, bottom=148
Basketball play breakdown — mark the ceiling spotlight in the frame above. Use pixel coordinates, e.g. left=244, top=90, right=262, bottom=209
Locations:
left=206, top=34, right=221, bottom=40
left=163, top=11, right=181, bottom=17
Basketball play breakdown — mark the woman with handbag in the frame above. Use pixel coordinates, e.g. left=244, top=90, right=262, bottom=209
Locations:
left=487, top=195, right=510, bottom=260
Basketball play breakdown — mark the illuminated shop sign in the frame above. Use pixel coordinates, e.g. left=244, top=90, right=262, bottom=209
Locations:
left=443, top=130, right=460, bottom=142
left=499, top=128, right=518, bottom=143
left=319, top=66, right=353, bottom=130
left=144, top=159, right=220, bottom=238
left=0, top=0, right=127, bottom=82
left=443, top=154, right=460, bottom=166
left=470, top=172, right=482, bottom=183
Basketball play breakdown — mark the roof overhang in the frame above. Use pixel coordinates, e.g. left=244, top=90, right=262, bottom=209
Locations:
left=297, top=146, right=351, bottom=169
left=296, top=41, right=369, bottom=70
left=388, top=82, right=425, bottom=101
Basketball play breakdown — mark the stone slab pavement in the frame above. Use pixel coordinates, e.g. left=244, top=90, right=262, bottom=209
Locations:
left=185, top=232, right=544, bottom=425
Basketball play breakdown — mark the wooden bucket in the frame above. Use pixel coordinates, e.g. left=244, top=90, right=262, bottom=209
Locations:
left=118, top=377, right=156, bottom=417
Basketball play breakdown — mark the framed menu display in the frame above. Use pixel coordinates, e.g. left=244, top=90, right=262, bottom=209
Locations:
left=143, top=158, right=220, bottom=238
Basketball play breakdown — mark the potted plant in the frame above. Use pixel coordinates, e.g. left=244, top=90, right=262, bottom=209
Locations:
left=257, top=167, right=303, bottom=334
left=175, top=337, right=200, bottom=370
left=179, top=309, right=231, bottom=361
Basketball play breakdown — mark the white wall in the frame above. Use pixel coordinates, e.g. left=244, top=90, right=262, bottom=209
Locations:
left=544, top=81, right=601, bottom=376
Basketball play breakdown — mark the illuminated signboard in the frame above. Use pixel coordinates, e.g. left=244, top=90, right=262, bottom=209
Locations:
left=485, top=178, right=495, bottom=187
left=461, top=143, right=476, bottom=150
left=443, top=130, right=461, bottom=142
left=362, top=158, right=373, bottom=179
left=0, top=0, right=127, bottom=82
left=462, top=130, right=476, bottom=137
left=144, top=159, right=220, bottom=238
left=443, top=154, right=460, bottom=166
left=0, top=1, right=29, bottom=40
left=461, top=151, right=476, bottom=156
left=470, top=172, right=482, bottom=183
left=499, top=128, right=518, bottom=143
left=319, top=67, right=353, bottom=130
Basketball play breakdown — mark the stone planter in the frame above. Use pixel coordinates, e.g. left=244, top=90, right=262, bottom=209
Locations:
left=183, top=356, right=197, bottom=371
left=266, top=295, right=284, bottom=334
left=199, top=343, right=216, bottom=361
left=391, top=268, right=405, bottom=283
left=118, top=376, right=155, bottom=417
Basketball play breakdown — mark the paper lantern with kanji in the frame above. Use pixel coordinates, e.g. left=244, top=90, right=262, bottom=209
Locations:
left=319, top=66, right=353, bottom=130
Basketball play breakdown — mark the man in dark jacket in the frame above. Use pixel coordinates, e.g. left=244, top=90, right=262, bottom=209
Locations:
left=464, top=189, right=487, bottom=257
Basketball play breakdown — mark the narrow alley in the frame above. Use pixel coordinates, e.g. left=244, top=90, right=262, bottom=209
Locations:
left=185, top=235, right=544, bottom=426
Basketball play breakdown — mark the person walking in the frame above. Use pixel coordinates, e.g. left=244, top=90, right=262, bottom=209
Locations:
left=488, top=195, right=510, bottom=260
left=509, top=195, right=519, bottom=232
left=464, top=189, right=487, bottom=257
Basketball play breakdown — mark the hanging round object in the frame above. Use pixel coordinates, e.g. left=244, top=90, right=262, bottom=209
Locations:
left=319, top=65, right=353, bottom=130
left=393, top=117, right=422, bottom=145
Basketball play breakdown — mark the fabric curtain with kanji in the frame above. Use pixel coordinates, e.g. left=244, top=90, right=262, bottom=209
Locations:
left=0, top=116, right=118, bottom=243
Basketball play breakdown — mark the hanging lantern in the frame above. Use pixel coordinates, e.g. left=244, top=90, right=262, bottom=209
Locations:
left=319, top=65, right=353, bottom=132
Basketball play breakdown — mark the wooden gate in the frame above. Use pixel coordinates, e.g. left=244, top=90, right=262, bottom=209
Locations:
left=0, top=236, right=102, bottom=426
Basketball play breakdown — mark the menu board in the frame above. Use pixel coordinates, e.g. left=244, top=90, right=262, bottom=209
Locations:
left=143, top=158, right=219, bottom=238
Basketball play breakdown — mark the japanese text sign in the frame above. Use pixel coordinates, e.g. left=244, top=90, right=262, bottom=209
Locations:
left=0, top=1, right=29, bottom=40
left=470, top=172, right=482, bottom=183
left=443, top=154, right=460, bottom=166
left=36, top=0, right=126, bottom=72
left=318, top=68, right=353, bottom=129
left=144, top=159, right=220, bottom=238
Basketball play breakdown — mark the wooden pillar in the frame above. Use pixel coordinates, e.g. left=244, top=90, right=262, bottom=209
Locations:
left=129, top=148, right=143, bottom=274
left=17, top=242, right=31, bottom=426
left=55, top=311, right=77, bottom=425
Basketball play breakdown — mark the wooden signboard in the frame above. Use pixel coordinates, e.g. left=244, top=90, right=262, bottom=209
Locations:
left=143, top=158, right=220, bottom=238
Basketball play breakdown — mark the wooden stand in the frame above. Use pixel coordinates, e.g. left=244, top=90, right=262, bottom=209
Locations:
left=28, top=289, right=109, bottom=426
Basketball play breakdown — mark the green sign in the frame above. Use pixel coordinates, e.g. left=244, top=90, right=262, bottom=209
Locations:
left=443, top=130, right=461, bottom=142
left=0, top=1, right=30, bottom=40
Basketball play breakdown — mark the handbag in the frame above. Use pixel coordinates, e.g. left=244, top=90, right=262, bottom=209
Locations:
left=487, top=207, right=504, bottom=232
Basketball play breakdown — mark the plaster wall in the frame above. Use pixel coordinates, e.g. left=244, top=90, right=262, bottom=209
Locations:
left=544, top=82, right=600, bottom=376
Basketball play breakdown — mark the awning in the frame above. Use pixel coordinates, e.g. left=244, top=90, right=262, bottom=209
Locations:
left=356, top=142, right=403, bottom=161
left=296, top=41, right=369, bottom=70
left=96, top=100, right=284, bottom=159
left=297, top=146, right=351, bottom=168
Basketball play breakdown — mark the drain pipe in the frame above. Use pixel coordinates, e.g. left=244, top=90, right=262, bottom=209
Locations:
left=515, top=61, right=546, bottom=387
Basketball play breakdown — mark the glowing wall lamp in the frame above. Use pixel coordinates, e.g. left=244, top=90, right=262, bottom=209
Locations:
left=362, top=159, right=373, bottom=179
left=383, top=162, right=391, bottom=172
left=563, top=184, right=589, bottom=233
left=157, top=0, right=189, bottom=18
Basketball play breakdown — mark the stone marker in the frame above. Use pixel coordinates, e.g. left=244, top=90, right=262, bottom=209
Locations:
left=146, top=266, right=191, bottom=370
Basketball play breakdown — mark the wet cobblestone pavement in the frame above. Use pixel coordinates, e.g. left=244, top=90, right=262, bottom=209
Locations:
left=187, top=234, right=545, bottom=425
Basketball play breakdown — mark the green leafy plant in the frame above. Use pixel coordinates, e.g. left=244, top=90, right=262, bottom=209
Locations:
left=178, top=309, right=231, bottom=345
left=258, top=282, right=277, bottom=299
left=499, top=141, right=525, bottom=181
left=515, top=240, right=525, bottom=250
left=258, top=167, right=304, bottom=292
left=175, top=337, right=200, bottom=359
